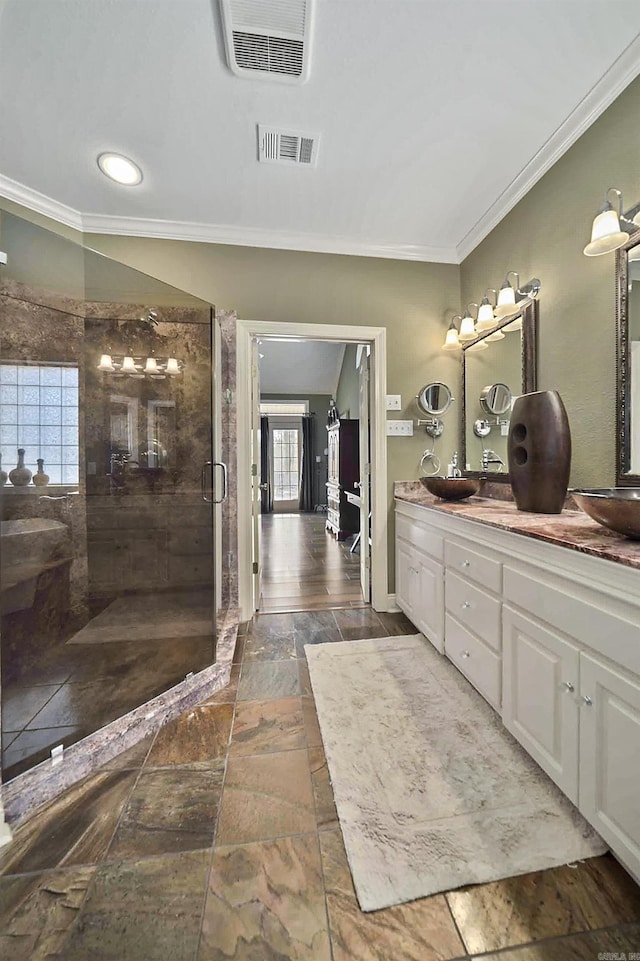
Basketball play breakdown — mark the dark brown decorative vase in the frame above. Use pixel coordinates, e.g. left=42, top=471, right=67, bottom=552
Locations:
left=508, top=391, right=571, bottom=513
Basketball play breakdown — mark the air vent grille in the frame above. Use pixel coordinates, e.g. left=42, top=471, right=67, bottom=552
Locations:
left=230, top=0, right=306, bottom=35
left=258, top=126, right=319, bottom=166
left=232, top=31, right=304, bottom=76
left=220, top=0, right=313, bottom=83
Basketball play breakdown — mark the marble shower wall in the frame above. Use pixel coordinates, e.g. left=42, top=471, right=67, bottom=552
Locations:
left=218, top=309, right=239, bottom=609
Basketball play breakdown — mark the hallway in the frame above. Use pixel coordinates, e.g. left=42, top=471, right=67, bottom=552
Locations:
left=260, top=513, right=364, bottom=613
left=1, top=608, right=640, bottom=959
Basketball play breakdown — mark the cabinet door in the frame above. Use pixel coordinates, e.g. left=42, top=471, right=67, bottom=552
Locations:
left=503, top=606, right=580, bottom=803
left=413, top=551, right=444, bottom=653
left=395, top=539, right=415, bottom=622
left=580, top=653, right=640, bottom=880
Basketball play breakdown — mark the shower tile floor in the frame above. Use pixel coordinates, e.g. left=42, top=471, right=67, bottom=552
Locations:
left=1, top=608, right=640, bottom=960
left=1, top=590, right=216, bottom=780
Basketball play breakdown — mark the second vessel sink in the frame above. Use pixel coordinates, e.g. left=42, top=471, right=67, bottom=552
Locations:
left=571, top=488, right=640, bottom=538
left=421, top=477, right=481, bottom=501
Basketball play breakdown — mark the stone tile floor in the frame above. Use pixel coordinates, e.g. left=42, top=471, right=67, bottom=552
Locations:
left=1, top=607, right=640, bottom=960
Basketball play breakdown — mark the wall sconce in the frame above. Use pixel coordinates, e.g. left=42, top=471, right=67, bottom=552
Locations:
left=441, top=316, right=462, bottom=351
left=466, top=339, right=488, bottom=352
left=476, top=290, right=498, bottom=331
left=583, top=187, right=632, bottom=256
left=459, top=304, right=478, bottom=342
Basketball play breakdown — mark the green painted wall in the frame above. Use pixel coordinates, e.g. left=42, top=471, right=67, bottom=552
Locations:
left=335, top=344, right=360, bottom=419
left=460, top=74, right=640, bottom=488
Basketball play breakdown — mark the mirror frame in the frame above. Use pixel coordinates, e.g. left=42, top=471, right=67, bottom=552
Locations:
left=417, top=381, right=454, bottom=416
left=460, top=299, right=538, bottom=480
left=615, top=232, right=640, bottom=485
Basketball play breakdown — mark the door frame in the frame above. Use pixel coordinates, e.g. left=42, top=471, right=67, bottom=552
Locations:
left=237, top=319, right=388, bottom=619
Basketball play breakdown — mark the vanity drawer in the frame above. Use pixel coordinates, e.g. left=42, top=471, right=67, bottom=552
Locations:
left=503, top=567, right=640, bottom=678
left=445, top=539, right=502, bottom=593
left=445, top=570, right=501, bottom=652
left=396, top=514, right=443, bottom=561
left=445, top=614, right=502, bottom=710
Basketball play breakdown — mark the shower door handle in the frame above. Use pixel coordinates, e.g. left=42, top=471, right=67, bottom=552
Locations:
left=212, top=461, right=228, bottom=503
left=201, top=461, right=214, bottom=503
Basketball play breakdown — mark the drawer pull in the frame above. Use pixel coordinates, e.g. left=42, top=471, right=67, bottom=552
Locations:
left=461, top=649, right=470, bottom=658
left=563, top=681, right=575, bottom=693
left=461, top=601, right=471, bottom=609
left=461, top=560, right=470, bottom=568
left=582, top=695, right=593, bottom=707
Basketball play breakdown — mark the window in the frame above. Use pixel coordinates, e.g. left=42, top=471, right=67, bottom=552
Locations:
left=272, top=427, right=300, bottom=501
left=260, top=401, right=308, bottom=416
left=0, top=363, right=79, bottom=485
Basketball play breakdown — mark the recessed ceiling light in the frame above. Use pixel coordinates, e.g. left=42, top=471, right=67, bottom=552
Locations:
left=97, top=152, right=143, bottom=186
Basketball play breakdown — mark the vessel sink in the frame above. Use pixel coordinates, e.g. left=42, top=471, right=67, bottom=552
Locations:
left=571, top=488, right=640, bottom=538
left=420, top=477, right=481, bottom=501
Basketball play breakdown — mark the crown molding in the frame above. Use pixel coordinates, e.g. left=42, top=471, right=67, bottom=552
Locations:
left=0, top=174, right=84, bottom=231
left=0, top=173, right=458, bottom=263
left=80, top=212, right=459, bottom=263
left=456, top=32, right=640, bottom=263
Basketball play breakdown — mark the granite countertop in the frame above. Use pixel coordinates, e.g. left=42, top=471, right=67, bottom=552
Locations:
left=394, top=481, right=640, bottom=572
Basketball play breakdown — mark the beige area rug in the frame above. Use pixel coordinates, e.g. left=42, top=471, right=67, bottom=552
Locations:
left=67, top=590, right=214, bottom=644
left=305, top=634, right=606, bottom=912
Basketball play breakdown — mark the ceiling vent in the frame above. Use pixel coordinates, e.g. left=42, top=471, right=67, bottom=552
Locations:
left=257, top=125, right=319, bottom=166
left=219, top=0, right=314, bottom=83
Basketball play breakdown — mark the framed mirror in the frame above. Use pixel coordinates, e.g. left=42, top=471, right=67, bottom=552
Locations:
left=461, top=300, right=538, bottom=478
left=616, top=235, right=640, bottom=483
left=417, top=382, right=454, bottom=416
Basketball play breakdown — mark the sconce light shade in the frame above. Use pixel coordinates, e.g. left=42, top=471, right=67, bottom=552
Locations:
left=503, top=317, right=522, bottom=332
left=485, top=328, right=505, bottom=342
left=121, top=355, right=137, bottom=374
left=166, top=357, right=180, bottom=375
left=98, top=353, right=115, bottom=372
left=494, top=271, right=519, bottom=318
left=442, top=319, right=461, bottom=351
left=144, top=357, right=158, bottom=374
left=466, top=340, right=488, bottom=352
left=476, top=294, right=496, bottom=331
left=459, top=306, right=477, bottom=341
left=584, top=195, right=629, bottom=257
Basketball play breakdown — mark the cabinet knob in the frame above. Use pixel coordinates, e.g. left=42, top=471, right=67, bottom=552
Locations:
left=461, top=650, right=470, bottom=658
left=462, top=560, right=470, bottom=568
left=582, top=695, right=593, bottom=707
left=563, top=681, right=575, bottom=693
left=461, top=601, right=471, bottom=609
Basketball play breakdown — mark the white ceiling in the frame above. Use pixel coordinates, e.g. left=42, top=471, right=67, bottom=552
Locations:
left=2, top=0, right=640, bottom=262
left=259, top=339, right=346, bottom=394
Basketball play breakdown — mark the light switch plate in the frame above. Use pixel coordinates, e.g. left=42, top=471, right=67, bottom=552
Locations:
left=386, top=420, right=413, bottom=436
left=386, top=394, right=402, bottom=410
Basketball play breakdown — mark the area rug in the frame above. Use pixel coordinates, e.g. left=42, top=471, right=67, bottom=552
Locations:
left=305, top=633, right=606, bottom=912
left=67, top=590, right=214, bottom=644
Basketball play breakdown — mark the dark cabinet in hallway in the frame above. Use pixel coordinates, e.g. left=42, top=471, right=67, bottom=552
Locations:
left=325, top=419, right=359, bottom=540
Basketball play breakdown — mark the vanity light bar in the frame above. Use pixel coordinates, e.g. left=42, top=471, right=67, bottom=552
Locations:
left=97, top=354, right=184, bottom=378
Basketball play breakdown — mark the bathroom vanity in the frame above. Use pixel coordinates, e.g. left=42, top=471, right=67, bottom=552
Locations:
left=395, top=483, right=640, bottom=883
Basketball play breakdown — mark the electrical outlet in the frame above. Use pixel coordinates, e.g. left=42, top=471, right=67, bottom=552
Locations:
left=386, top=420, right=414, bottom=436
left=386, top=394, right=402, bottom=410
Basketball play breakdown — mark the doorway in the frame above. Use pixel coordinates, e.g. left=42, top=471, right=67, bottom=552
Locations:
left=237, top=321, right=388, bottom=621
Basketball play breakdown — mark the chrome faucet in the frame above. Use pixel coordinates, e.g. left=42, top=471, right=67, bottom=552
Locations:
left=448, top=452, right=462, bottom=478
left=38, top=491, right=79, bottom=514
left=481, top=449, right=505, bottom=471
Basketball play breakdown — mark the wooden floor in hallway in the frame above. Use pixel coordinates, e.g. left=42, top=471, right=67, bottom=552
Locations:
left=260, top=512, right=365, bottom=613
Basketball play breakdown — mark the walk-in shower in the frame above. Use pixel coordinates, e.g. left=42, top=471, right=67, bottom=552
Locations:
left=0, top=211, right=223, bottom=780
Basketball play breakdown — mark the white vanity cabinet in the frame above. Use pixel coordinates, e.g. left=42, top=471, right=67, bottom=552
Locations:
left=395, top=513, right=444, bottom=651
left=502, top=606, right=580, bottom=803
left=394, top=497, right=640, bottom=883
left=579, top=653, right=640, bottom=876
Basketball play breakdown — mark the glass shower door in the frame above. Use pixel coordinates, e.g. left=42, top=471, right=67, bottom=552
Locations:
left=0, top=211, right=220, bottom=781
